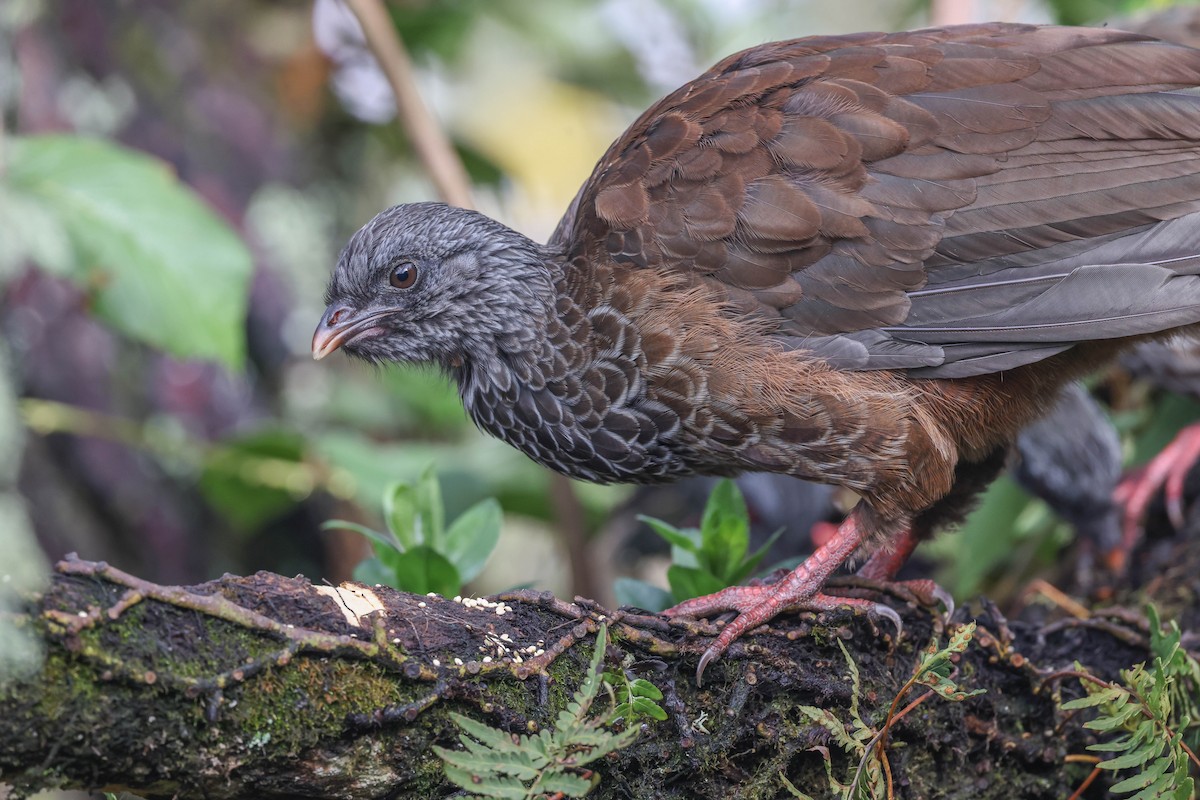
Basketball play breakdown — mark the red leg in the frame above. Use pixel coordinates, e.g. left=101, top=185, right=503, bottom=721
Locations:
left=856, top=525, right=919, bottom=580
left=855, top=525, right=954, bottom=613
left=1112, top=422, right=1200, bottom=572
left=665, top=512, right=899, bottom=685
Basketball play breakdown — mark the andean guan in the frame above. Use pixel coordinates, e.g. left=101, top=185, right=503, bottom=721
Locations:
left=313, top=22, right=1200, bottom=683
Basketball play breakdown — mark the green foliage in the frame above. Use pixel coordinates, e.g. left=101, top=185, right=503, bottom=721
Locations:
left=434, top=624, right=641, bottom=799
left=785, top=623, right=984, bottom=800
left=914, top=620, right=988, bottom=703
left=198, top=429, right=309, bottom=532
left=603, top=668, right=667, bottom=724
left=324, top=465, right=502, bottom=596
left=2, top=135, right=252, bottom=368
left=617, top=479, right=782, bottom=610
left=1061, top=605, right=1200, bottom=799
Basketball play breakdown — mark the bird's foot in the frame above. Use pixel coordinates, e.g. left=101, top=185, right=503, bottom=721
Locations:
left=1111, top=422, right=1200, bottom=572
left=665, top=513, right=875, bottom=685
left=848, top=524, right=954, bottom=616
left=666, top=586, right=899, bottom=685
left=832, top=575, right=954, bottom=618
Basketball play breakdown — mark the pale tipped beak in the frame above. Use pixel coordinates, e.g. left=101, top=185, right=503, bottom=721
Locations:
left=311, top=304, right=390, bottom=360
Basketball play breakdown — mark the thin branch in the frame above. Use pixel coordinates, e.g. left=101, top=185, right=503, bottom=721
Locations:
left=342, top=0, right=474, bottom=209
left=20, top=397, right=355, bottom=500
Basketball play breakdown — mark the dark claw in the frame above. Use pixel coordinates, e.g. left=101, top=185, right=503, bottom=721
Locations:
left=696, top=647, right=719, bottom=687
left=931, top=585, right=955, bottom=619
left=1168, top=494, right=1188, bottom=531
left=872, top=603, right=903, bottom=638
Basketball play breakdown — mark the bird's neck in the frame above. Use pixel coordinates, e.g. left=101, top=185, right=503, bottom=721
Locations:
left=452, top=252, right=561, bottom=430
left=452, top=258, right=680, bottom=483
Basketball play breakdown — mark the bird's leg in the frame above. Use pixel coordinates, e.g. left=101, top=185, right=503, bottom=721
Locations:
left=855, top=526, right=954, bottom=613
left=665, top=510, right=900, bottom=685
left=1111, top=421, right=1200, bottom=572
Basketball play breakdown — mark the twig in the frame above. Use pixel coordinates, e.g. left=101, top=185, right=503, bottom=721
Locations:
left=21, top=397, right=354, bottom=500
left=342, top=0, right=473, bottom=209
left=549, top=472, right=604, bottom=604
left=1065, top=766, right=1102, bottom=800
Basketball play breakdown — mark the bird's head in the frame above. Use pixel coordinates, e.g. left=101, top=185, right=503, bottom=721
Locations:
left=312, top=202, right=551, bottom=370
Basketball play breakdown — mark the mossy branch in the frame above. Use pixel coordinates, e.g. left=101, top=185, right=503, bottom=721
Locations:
left=2, top=534, right=1199, bottom=800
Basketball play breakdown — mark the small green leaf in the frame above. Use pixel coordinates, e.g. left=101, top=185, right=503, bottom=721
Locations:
left=323, top=519, right=402, bottom=556
left=442, top=498, right=502, bottom=583
left=416, top=464, right=445, bottom=546
left=537, top=770, right=595, bottom=796
left=6, top=135, right=251, bottom=367
left=629, top=678, right=663, bottom=701
left=1109, top=752, right=1170, bottom=793
left=389, top=545, right=460, bottom=596
left=449, top=712, right=526, bottom=755
left=734, top=526, right=786, bottom=584
left=439, top=762, right=527, bottom=799
left=1085, top=702, right=1143, bottom=731
left=1062, top=687, right=1128, bottom=709
left=1097, top=737, right=1164, bottom=770
left=631, top=696, right=668, bottom=720
left=383, top=482, right=419, bottom=550
left=698, top=479, right=750, bottom=580
left=352, top=557, right=396, bottom=589
left=797, top=705, right=860, bottom=754
left=666, top=565, right=727, bottom=604
left=638, top=515, right=700, bottom=553
left=613, top=578, right=673, bottom=613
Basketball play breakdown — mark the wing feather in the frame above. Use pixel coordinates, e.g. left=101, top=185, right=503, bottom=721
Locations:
left=552, top=23, right=1200, bottom=378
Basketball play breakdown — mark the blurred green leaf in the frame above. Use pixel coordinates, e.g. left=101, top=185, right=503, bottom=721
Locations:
left=390, top=545, right=461, bottom=596
left=333, top=465, right=504, bottom=596
left=378, top=366, right=469, bottom=435
left=383, top=482, right=419, bottom=550
left=637, top=515, right=699, bottom=554
left=635, top=480, right=767, bottom=604
left=613, top=577, right=673, bottom=613
left=939, top=476, right=1031, bottom=598
left=199, top=430, right=305, bottom=532
left=416, top=464, right=445, bottom=547
left=1130, top=393, right=1200, bottom=465
left=0, top=184, right=73, bottom=279
left=443, top=497, right=502, bottom=583
left=388, top=0, right=481, bottom=61
left=321, top=519, right=401, bottom=554
left=667, top=565, right=726, bottom=604
left=5, top=135, right=251, bottom=368
left=699, top=479, right=750, bottom=580
left=352, top=556, right=395, bottom=588
left=733, top=527, right=786, bottom=585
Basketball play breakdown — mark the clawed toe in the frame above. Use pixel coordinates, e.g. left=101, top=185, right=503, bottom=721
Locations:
left=871, top=602, right=903, bottom=638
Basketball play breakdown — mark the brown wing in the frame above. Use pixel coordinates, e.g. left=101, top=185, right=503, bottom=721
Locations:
left=551, top=23, right=1200, bottom=378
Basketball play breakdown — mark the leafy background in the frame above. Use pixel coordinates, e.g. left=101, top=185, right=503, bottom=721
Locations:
left=0, top=0, right=1194, bottom=693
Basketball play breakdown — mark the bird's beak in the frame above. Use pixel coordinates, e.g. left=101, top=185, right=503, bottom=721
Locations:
left=311, top=304, right=389, bottom=360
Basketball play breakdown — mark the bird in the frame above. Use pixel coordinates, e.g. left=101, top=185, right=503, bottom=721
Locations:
left=1112, top=339, right=1200, bottom=569
left=313, top=22, right=1200, bottom=684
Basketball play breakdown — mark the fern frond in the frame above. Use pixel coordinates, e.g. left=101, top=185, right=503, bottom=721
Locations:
left=435, top=623, right=646, bottom=799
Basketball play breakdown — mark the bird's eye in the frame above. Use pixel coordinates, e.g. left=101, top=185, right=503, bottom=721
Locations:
left=390, top=262, right=418, bottom=289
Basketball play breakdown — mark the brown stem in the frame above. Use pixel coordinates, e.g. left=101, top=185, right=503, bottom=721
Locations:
left=548, top=472, right=602, bottom=604
left=342, top=0, right=474, bottom=209
left=1065, top=766, right=1102, bottom=800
